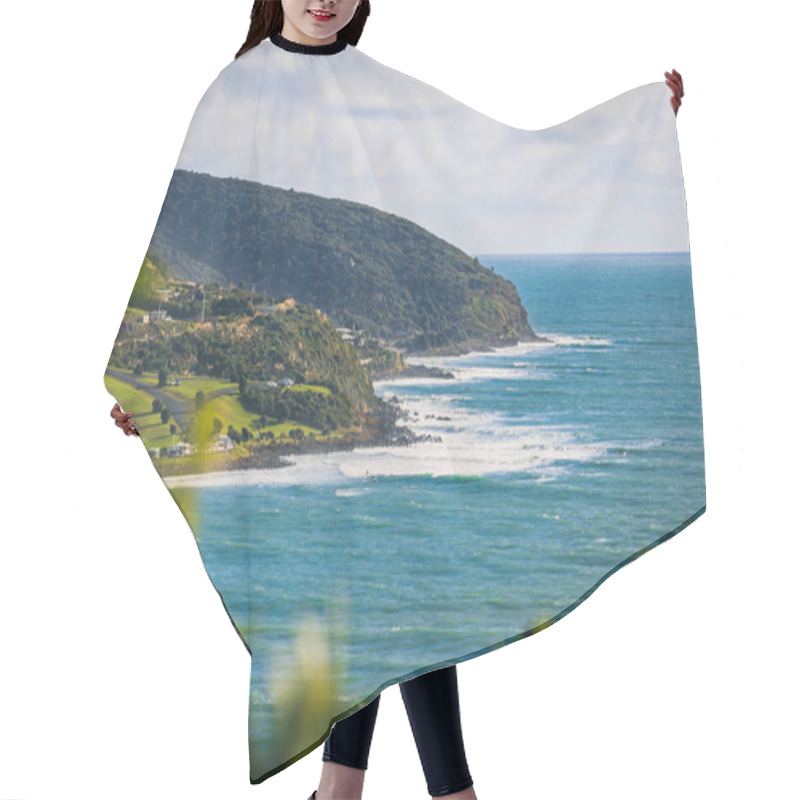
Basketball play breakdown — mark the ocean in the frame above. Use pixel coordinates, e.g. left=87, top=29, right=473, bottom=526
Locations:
left=167, top=252, right=705, bottom=752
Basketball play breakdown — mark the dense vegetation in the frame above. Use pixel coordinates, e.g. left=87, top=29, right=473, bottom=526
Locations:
left=110, top=269, right=377, bottom=421
left=240, top=384, right=354, bottom=433
left=105, top=173, right=544, bottom=472
left=147, top=169, right=539, bottom=353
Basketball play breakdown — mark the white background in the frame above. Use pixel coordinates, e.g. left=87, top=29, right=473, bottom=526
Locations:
left=1, top=1, right=797, bottom=798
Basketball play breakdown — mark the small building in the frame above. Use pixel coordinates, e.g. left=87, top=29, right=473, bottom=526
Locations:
left=336, top=326, right=365, bottom=342
left=163, top=442, right=194, bottom=458
left=208, top=434, right=234, bottom=452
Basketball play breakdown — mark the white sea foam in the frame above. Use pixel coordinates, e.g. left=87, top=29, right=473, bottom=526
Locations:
left=165, top=334, right=621, bottom=490
left=602, top=437, right=665, bottom=455
left=402, top=340, right=545, bottom=370
left=165, top=421, right=609, bottom=489
left=335, top=487, right=368, bottom=498
left=166, top=401, right=614, bottom=490
left=164, top=459, right=352, bottom=489
left=534, top=333, right=613, bottom=348
left=395, top=333, right=611, bottom=376
left=454, top=364, right=549, bottom=382
left=389, top=352, right=556, bottom=387
left=373, top=376, right=451, bottom=389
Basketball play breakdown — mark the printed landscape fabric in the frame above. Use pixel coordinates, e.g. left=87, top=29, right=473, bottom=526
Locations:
left=103, top=32, right=705, bottom=784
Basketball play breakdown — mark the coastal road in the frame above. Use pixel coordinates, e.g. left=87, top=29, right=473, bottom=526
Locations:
left=107, top=369, right=196, bottom=433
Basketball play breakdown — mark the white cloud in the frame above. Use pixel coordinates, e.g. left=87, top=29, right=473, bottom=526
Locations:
left=175, top=39, right=687, bottom=255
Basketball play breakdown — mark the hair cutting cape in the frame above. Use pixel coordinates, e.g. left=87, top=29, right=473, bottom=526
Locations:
left=104, top=31, right=705, bottom=784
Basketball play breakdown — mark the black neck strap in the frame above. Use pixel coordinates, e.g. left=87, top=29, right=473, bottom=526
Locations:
left=269, top=31, right=348, bottom=56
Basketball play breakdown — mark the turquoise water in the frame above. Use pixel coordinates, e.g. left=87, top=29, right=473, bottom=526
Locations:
left=169, top=253, right=705, bottom=775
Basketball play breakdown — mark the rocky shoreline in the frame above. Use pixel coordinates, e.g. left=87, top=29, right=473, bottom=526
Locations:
left=371, top=333, right=549, bottom=380
left=371, top=362, right=456, bottom=381
left=156, top=395, right=440, bottom=478
left=230, top=395, right=439, bottom=471
left=409, top=332, right=550, bottom=358
left=155, top=337, right=548, bottom=479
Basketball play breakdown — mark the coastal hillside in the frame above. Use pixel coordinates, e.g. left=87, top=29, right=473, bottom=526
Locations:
left=105, top=270, right=397, bottom=475
left=147, top=169, right=540, bottom=354
left=111, top=262, right=375, bottom=416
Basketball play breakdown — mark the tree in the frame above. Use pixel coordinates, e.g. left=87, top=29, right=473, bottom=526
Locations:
left=157, top=368, right=167, bottom=387
left=275, top=400, right=289, bottom=423
left=152, top=398, right=163, bottom=414
left=170, top=424, right=177, bottom=437
left=161, top=408, right=170, bottom=425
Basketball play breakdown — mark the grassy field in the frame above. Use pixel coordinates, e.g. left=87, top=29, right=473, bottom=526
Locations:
left=199, top=394, right=331, bottom=441
left=201, top=393, right=262, bottom=432
left=132, top=372, right=239, bottom=403
left=107, top=370, right=354, bottom=448
left=104, top=374, right=182, bottom=447
left=118, top=369, right=330, bottom=402
left=104, top=373, right=156, bottom=415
